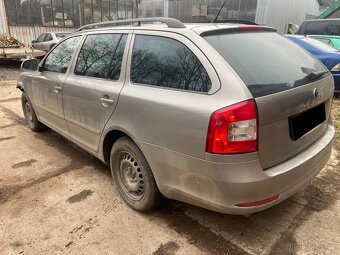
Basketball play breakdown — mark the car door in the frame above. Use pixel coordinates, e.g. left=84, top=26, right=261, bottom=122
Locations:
left=31, top=35, right=82, bottom=138
left=32, top=33, right=46, bottom=50
left=63, top=31, right=130, bottom=152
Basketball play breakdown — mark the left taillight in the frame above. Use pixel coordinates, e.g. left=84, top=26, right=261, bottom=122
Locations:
left=206, top=100, right=258, bottom=154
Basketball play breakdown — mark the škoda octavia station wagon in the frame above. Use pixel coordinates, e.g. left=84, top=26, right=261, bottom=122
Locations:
left=18, top=18, right=335, bottom=215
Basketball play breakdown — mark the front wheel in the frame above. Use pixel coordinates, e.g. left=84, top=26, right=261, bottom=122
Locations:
left=110, top=137, right=163, bottom=211
left=21, top=93, right=45, bottom=132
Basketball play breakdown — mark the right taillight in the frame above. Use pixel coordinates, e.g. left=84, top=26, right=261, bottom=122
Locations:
left=206, top=100, right=258, bottom=154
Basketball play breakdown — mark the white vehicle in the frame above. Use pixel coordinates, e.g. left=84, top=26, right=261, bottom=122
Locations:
left=31, top=32, right=71, bottom=52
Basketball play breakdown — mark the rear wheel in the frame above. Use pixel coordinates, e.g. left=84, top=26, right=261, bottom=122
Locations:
left=21, top=93, right=45, bottom=132
left=110, top=137, right=162, bottom=211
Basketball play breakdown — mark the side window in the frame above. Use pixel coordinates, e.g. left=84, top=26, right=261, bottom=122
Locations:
left=75, top=33, right=127, bottom=80
left=131, top=35, right=211, bottom=92
left=318, top=38, right=331, bottom=45
left=36, top=34, right=46, bottom=42
left=43, top=36, right=81, bottom=73
left=44, top=33, right=53, bottom=41
left=331, top=21, right=340, bottom=36
left=306, top=22, right=325, bottom=35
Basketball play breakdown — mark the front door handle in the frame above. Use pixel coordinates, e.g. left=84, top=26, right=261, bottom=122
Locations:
left=53, top=86, right=62, bottom=94
left=100, top=96, right=114, bottom=107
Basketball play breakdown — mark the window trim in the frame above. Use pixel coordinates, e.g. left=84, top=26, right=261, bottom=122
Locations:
left=127, top=32, right=220, bottom=95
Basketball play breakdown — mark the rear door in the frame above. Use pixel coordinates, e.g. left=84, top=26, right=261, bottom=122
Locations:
left=204, top=31, right=334, bottom=169
left=63, top=31, right=130, bottom=152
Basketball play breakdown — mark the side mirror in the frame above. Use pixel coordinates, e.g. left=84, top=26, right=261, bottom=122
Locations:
left=21, top=58, right=39, bottom=71
left=31, top=40, right=36, bottom=43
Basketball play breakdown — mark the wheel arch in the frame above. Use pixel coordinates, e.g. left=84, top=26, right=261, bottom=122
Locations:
left=102, top=128, right=141, bottom=166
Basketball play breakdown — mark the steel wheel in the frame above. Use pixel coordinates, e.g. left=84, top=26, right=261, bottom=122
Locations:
left=21, top=92, right=45, bottom=132
left=110, top=137, right=163, bottom=211
left=25, top=101, right=34, bottom=124
left=118, top=151, right=145, bottom=201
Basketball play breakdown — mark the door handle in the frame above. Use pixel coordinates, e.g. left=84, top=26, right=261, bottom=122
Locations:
left=100, top=97, right=114, bottom=106
left=53, top=86, right=62, bottom=94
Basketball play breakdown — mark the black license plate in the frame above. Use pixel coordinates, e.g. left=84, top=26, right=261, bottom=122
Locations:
left=289, top=103, right=326, bottom=141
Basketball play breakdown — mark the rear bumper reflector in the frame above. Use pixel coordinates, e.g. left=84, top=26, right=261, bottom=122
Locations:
left=235, top=194, right=280, bottom=207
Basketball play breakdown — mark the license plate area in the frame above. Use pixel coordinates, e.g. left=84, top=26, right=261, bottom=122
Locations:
left=289, top=103, right=326, bottom=141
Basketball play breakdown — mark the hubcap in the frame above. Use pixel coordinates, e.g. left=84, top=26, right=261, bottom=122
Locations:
left=119, top=152, right=145, bottom=200
left=25, top=101, right=33, bottom=122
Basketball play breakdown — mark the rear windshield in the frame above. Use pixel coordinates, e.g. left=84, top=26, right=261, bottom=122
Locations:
left=55, top=33, right=70, bottom=39
left=204, top=32, right=327, bottom=97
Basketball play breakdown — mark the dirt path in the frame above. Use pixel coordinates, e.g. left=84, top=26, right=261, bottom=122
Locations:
left=0, top=80, right=339, bottom=255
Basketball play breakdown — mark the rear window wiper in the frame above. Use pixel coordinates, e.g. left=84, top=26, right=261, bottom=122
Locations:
left=294, top=70, right=330, bottom=87
left=304, top=70, right=330, bottom=82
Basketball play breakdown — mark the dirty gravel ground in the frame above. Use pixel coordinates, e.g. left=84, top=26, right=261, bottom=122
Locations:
left=0, top=62, right=339, bottom=255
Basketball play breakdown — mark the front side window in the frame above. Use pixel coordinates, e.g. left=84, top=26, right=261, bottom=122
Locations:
left=131, top=35, right=211, bottom=92
left=36, top=34, right=46, bottom=42
left=75, top=33, right=127, bottom=80
left=43, top=36, right=81, bottom=73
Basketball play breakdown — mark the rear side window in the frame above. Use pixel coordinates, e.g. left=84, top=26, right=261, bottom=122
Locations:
left=131, top=35, right=211, bottom=92
left=44, top=34, right=53, bottom=41
left=55, top=33, right=70, bottom=39
left=204, top=32, right=326, bottom=97
left=75, top=33, right=127, bottom=80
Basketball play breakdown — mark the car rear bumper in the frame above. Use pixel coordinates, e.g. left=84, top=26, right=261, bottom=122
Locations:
left=139, top=124, right=334, bottom=215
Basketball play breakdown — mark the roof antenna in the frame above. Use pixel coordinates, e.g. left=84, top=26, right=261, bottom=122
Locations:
left=212, top=0, right=227, bottom=23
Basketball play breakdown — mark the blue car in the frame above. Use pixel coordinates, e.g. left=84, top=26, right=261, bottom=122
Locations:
left=286, top=35, right=340, bottom=93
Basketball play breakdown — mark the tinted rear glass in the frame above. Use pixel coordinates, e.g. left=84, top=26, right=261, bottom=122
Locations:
left=204, top=32, right=327, bottom=97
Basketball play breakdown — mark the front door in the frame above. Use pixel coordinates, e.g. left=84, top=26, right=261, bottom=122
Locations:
left=32, top=33, right=46, bottom=50
left=31, top=36, right=82, bottom=138
left=63, top=32, right=130, bottom=152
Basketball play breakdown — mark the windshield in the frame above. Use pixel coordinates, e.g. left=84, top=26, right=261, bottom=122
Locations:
left=55, top=33, right=70, bottom=39
left=204, top=32, right=327, bottom=97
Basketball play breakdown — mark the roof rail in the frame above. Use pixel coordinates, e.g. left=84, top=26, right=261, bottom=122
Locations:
left=77, top=17, right=186, bottom=31
left=197, top=19, right=258, bottom=25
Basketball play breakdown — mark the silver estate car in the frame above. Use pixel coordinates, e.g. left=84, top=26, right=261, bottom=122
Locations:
left=18, top=18, right=335, bottom=215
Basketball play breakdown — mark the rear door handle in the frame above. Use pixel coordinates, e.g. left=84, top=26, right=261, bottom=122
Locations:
left=53, top=86, right=62, bottom=94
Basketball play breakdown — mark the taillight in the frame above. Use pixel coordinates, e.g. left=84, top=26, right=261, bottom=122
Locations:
left=206, top=100, right=258, bottom=154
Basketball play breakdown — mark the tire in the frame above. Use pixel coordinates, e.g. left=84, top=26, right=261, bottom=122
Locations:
left=110, top=137, right=163, bottom=211
left=21, top=93, right=45, bottom=132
